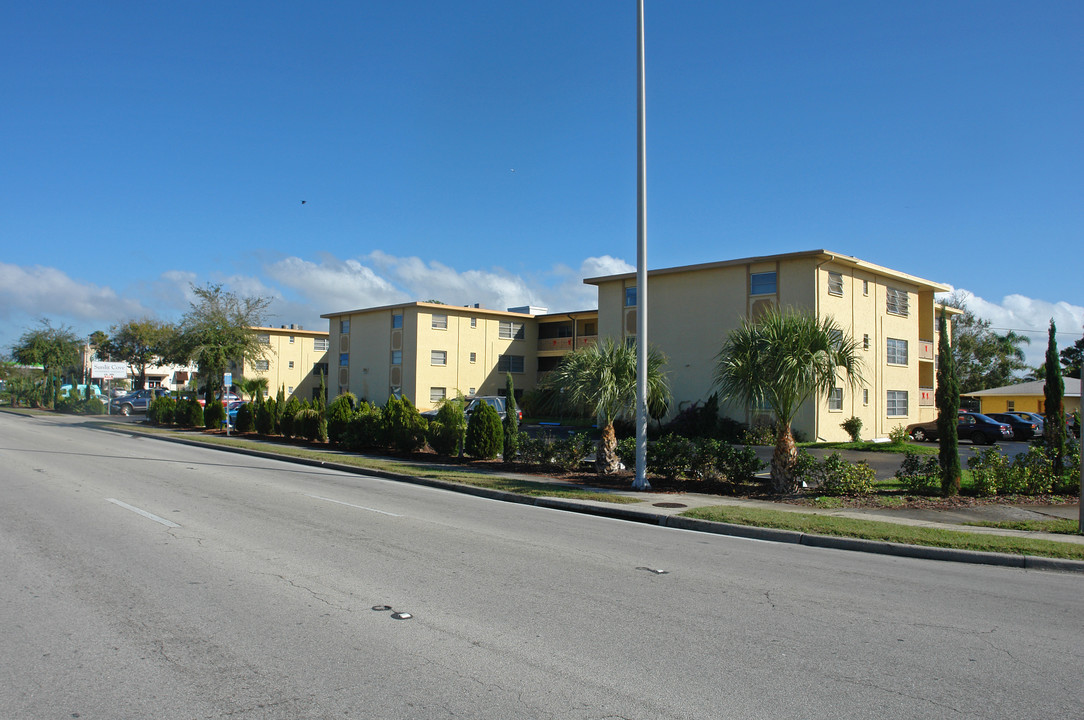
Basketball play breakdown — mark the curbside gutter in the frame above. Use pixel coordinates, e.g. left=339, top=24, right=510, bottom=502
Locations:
left=96, top=423, right=1084, bottom=574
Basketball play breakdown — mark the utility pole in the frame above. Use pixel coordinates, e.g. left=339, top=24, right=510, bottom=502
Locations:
left=634, top=0, right=650, bottom=490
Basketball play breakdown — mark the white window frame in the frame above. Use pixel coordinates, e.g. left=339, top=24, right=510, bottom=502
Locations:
left=314, top=337, right=330, bottom=351
left=431, top=314, right=448, bottom=330
left=469, top=352, right=477, bottom=363
left=499, top=321, right=525, bottom=340
left=339, top=319, right=350, bottom=334
left=886, top=338, right=908, bottom=365
left=828, top=387, right=843, bottom=411
left=625, top=286, right=637, bottom=307
left=887, top=390, right=908, bottom=417
left=430, top=387, right=446, bottom=404
left=886, top=287, right=909, bottom=317
left=750, top=272, right=777, bottom=295
left=288, top=361, right=294, bottom=369
left=828, top=271, right=843, bottom=297
left=256, top=334, right=270, bottom=345
left=255, top=359, right=270, bottom=371
left=497, top=354, right=525, bottom=373
left=431, top=350, right=447, bottom=366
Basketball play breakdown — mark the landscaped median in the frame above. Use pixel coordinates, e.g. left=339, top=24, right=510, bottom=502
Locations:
left=91, top=420, right=1084, bottom=567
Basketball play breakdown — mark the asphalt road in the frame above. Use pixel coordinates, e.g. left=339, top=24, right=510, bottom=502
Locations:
left=2, top=412, right=1082, bottom=719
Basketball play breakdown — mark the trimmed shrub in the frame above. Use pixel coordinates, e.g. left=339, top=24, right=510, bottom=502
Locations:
left=148, top=396, right=176, bottom=425
left=741, top=423, right=776, bottom=446
left=204, top=399, right=226, bottom=430
left=811, top=452, right=875, bottom=496
left=428, top=401, right=467, bottom=457
left=176, top=398, right=204, bottom=428
left=895, top=452, right=941, bottom=495
left=294, top=407, right=328, bottom=442
left=326, top=393, right=357, bottom=445
left=888, top=424, right=911, bottom=445
left=503, top=380, right=520, bottom=462
left=265, top=398, right=279, bottom=435
left=715, top=443, right=765, bottom=482
left=615, top=436, right=636, bottom=469
left=84, top=397, right=107, bottom=416
left=967, top=447, right=1005, bottom=497
left=1054, top=441, right=1081, bottom=495
left=255, top=400, right=273, bottom=435
left=384, top=396, right=426, bottom=453
left=344, top=401, right=383, bottom=450
left=841, top=416, right=863, bottom=442
left=235, top=403, right=255, bottom=433
left=465, top=400, right=503, bottom=460
left=548, top=432, right=593, bottom=472
left=520, top=431, right=553, bottom=466
left=647, top=434, right=696, bottom=480
left=281, top=396, right=302, bottom=438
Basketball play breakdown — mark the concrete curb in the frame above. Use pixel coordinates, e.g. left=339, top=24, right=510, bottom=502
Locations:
left=96, top=423, right=1084, bottom=574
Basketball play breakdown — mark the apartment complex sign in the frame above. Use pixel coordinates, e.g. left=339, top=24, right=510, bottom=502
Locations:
left=91, top=361, right=128, bottom=379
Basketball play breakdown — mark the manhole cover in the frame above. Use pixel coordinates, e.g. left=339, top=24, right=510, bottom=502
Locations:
left=652, top=502, right=687, bottom=508
left=371, top=605, right=392, bottom=612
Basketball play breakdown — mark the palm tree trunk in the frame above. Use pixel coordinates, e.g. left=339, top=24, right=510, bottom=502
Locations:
left=595, top=422, right=621, bottom=475
left=770, top=425, right=799, bottom=494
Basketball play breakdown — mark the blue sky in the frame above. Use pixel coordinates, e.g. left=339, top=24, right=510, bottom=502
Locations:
left=2, top=1, right=1082, bottom=369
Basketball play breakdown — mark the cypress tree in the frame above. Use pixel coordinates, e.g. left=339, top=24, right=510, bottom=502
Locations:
left=936, top=312, right=961, bottom=496
left=1043, top=319, right=1066, bottom=476
left=503, top=373, right=520, bottom=461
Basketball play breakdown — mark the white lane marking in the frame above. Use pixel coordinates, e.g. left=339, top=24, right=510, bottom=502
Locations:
left=306, top=494, right=402, bottom=517
left=107, top=498, right=181, bottom=528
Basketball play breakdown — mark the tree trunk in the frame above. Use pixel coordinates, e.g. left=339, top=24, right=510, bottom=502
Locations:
left=770, top=425, right=799, bottom=494
left=595, top=423, right=621, bottom=475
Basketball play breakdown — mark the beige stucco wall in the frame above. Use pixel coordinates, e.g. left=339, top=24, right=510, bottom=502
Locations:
left=242, top=327, right=329, bottom=402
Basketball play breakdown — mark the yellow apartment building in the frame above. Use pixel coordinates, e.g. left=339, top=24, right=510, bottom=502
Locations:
left=237, top=325, right=330, bottom=402
left=964, top=379, right=1081, bottom=417
left=585, top=250, right=952, bottom=442
left=322, top=303, right=556, bottom=409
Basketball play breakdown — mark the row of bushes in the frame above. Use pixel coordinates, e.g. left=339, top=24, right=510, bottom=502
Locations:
left=54, top=396, right=108, bottom=415
left=615, top=434, right=765, bottom=483
left=894, top=442, right=1081, bottom=497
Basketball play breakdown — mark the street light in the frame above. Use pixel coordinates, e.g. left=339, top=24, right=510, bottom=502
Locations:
left=634, top=0, right=650, bottom=490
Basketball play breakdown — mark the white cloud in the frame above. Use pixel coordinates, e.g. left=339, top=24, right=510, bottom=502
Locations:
left=939, top=287, right=1084, bottom=369
left=266, top=255, right=407, bottom=314
left=0, top=262, right=148, bottom=324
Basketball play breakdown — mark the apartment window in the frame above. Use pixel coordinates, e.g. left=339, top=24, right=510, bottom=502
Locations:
left=1007, top=401, right=1015, bottom=411
left=499, top=321, right=525, bottom=340
left=431, top=350, right=447, bottom=366
left=256, top=334, right=270, bottom=345
left=584, top=322, right=597, bottom=335
left=469, top=352, right=477, bottom=363
left=469, top=387, right=476, bottom=395
left=338, top=353, right=348, bottom=367
left=255, top=360, right=270, bottom=371
left=497, top=354, right=525, bottom=373
left=625, top=286, right=637, bottom=307
left=750, top=272, right=777, bottom=295
left=289, top=335, right=295, bottom=344
left=313, top=362, right=328, bottom=377
left=886, top=287, right=909, bottom=317
left=288, top=386, right=294, bottom=394
left=314, top=337, right=329, bottom=351
left=828, top=387, right=843, bottom=411
left=392, top=314, right=403, bottom=329
left=470, top=317, right=477, bottom=328
left=863, top=333, right=870, bottom=350
left=391, top=350, right=402, bottom=365
left=863, top=389, right=869, bottom=406
left=887, top=390, right=909, bottom=417
left=288, top=361, right=294, bottom=369
left=431, top=314, right=448, bottom=330
left=828, top=271, right=843, bottom=296
left=430, top=387, right=446, bottom=404
left=340, top=319, right=350, bottom=334
left=863, top=280, right=869, bottom=296
left=887, top=338, right=908, bottom=365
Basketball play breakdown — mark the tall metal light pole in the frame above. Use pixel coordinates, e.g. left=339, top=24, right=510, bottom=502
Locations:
left=634, top=0, right=650, bottom=490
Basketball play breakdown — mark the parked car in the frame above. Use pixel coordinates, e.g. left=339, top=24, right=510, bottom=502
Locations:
left=110, top=388, right=170, bottom=415
left=466, top=396, right=522, bottom=422
left=907, top=412, right=1013, bottom=445
left=1004, top=411, right=1045, bottom=432
left=987, top=413, right=1040, bottom=441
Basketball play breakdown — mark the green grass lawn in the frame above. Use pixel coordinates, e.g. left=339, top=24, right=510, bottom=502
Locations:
left=681, top=505, right=1084, bottom=559
left=799, top=440, right=938, bottom=454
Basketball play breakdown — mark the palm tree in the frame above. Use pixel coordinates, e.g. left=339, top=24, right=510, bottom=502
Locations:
left=713, top=306, right=863, bottom=494
left=543, top=338, right=671, bottom=479
left=240, top=376, right=269, bottom=402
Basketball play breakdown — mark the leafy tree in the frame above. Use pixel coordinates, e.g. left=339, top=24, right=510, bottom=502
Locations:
left=326, top=392, right=357, bottom=444
left=11, top=320, right=82, bottom=405
left=168, top=283, right=271, bottom=402
left=713, top=306, right=863, bottom=494
left=87, top=330, right=109, bottom=348
left=1060, top=331, right=1084, bottom=380
left=935, top=313, right=961, bottom=496
left=941, top=293, right=1029, bottom=392
left=97, top=318, right=174, bottom=390
left=383, top=396, right=426, bottom=452
left=503, top=373, right=520, bottom=461
left=465, top=400, right=503, bottom=460
left=1043, top=319, right=1066, bottom=476
left=428, top=396, right=467, bottom=456
left=543, top=338, right=671, bottom=479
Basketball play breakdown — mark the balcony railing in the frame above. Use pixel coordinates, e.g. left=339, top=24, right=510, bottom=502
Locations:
left=919, top=387, right=934, bottom=406
left=537, top=335, right=598, bottom=352
left=918, top=339, right=934, bottom=361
